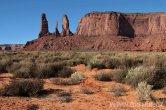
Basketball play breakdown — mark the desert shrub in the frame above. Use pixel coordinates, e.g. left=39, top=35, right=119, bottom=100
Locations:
left=6, top=62, right=21, bottom=73
left=12, top=62, right=73, bottom=79
left=108, top=84, right=126, bottom=97
left=93, top=72, right=112, bottom=81
left=34, top=63, right=59, bottom=78
left=80, top=88, right=94, bottom=94
left=27, top=104, right=39, bottom=110
left=122, top=57, right=143, bottom=69
left=0, top=58, right=12, bottom=73
left=0, top=79, right=44, bottom=97
left=58, top=67, right=75, bottom=78
left=111, top=69, right=128, bottom=83
left=136, top=82, right=153, bottom=102
left=66, top=58, right=85, bottom=66
left=71, top=71, right=85, bottom=84
left=162, top=87, right=166, bottom=95
left=52, top=78, right=76, bottom=85
left=56, top=91, right=72, bottom=103
left=87, top=56, right=105, bottom=69
left=125, top=65, right=166, bottom=89
left=13, top=62, right=35, bottom=78
left=103, top=57, right=121, bottom=69
left=125, top=66, right=156, bottom=87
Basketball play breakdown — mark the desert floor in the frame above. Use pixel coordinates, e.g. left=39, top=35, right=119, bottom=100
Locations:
left=0, top=64, right=165, bottom=110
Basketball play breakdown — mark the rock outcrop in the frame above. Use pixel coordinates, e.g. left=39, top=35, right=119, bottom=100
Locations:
left=76, top=12, right=166, bottom=38
left=61, top=15, right=73, bottom=37
left=0, top=44, right=24, bottom=51
left=54, top=21, right=60, bottom=36
left=38, top=13, right=50, bottom=38
left=23, top=11, right=166, bottom=51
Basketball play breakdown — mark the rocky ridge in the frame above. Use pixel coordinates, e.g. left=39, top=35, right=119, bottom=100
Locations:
left=23, top=11, right=166, bottom=51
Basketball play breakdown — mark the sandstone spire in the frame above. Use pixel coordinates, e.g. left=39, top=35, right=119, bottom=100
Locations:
left=61, top=15, right=73, bottom=37
left=38, top=13, right=49, bottom=38
left=54, top=21, right=60, bottom=36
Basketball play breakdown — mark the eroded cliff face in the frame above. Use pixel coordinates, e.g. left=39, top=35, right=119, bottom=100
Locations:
left=23, top=11, right=166, bottom=51
left=76, top=12, right=166, bottom=37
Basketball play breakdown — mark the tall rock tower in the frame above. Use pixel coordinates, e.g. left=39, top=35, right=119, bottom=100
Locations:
left=61, top=15, right=73, bottom=37
left=54, top=21, right=60, bottom=36
left=38, top=13, right=49, bottom=38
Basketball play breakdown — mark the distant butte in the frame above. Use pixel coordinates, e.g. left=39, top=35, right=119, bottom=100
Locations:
left=23, top=11, right=166, bottom=51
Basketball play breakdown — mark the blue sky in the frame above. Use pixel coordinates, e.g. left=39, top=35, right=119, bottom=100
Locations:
left=0, top=0, right=166, bottom=44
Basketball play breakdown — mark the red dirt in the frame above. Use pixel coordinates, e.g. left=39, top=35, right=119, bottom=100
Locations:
left=0, top=65, right=165, bottom=110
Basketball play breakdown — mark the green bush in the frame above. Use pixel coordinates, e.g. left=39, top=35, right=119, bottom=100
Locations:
left=0, top=79, right=44, bottom=97
left=136, top=82, right=153, bottom=102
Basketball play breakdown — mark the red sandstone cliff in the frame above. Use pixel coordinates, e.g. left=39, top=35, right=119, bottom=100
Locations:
left=23, top=11, right=166, bottom=51
left=76, top=12, right=166, bottom=37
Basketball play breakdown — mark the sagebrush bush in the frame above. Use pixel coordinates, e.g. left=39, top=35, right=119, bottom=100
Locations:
left=0, top=79, right=44, bottom=97
left=111, top=69, right=127, bottom=83
left=125, top=66, right=156, bottom=87
left=27, top=104, right=39, bottom=110
left=56, top=91, right=72, bottom=103
left=52, top=78, right=76, bottom=85
left=87, top=56, right=105, bottom=69
left=13, top=62, right=35, bottom=78
left=71, top=71, right=85, bottom=84
left=0, top=58, right=12, bottom=73
left=108, top=84, right=126, bottom=97
left=80, top=88, right=94, bottom=94
left=58, top=67, right=75, bottom=78
left=93, top=72, right=112, bottom=81
left=125, top=65, right=166, bottom=89
left=34, top=63, right=59, bottom=78
left=136, top=82, right=153, bottom=102
left=103, top=57, right=121, bottom=69
left=162, top=87, right=166, bottom=95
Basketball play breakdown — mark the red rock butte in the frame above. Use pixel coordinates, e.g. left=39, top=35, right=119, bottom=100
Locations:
left=23, top=11, right=166, bottom=51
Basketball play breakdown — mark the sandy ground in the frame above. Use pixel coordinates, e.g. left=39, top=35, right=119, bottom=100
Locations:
left=0, top=64, right=165, bottom=110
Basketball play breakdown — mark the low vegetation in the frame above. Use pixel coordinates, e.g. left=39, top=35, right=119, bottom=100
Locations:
left=71, top=71, right=85, bottom=84
left=56, top=91, right=72, bottom=103
left=27, top=104, right=39, bottom=110
left=0, top=79, right=44, bottom=97
left=93, top=72, right=112, bottom=81
left=52, top=78, right=76, bottom=85
left=136, top=82, right=153, bottom=102
left=163, top=87, right=166, bottom=95
left=108, top=84, right=126, bottom=97
left=80, top=88, right=94, bottom=94
left=0, top=51, right=166, bottom=90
